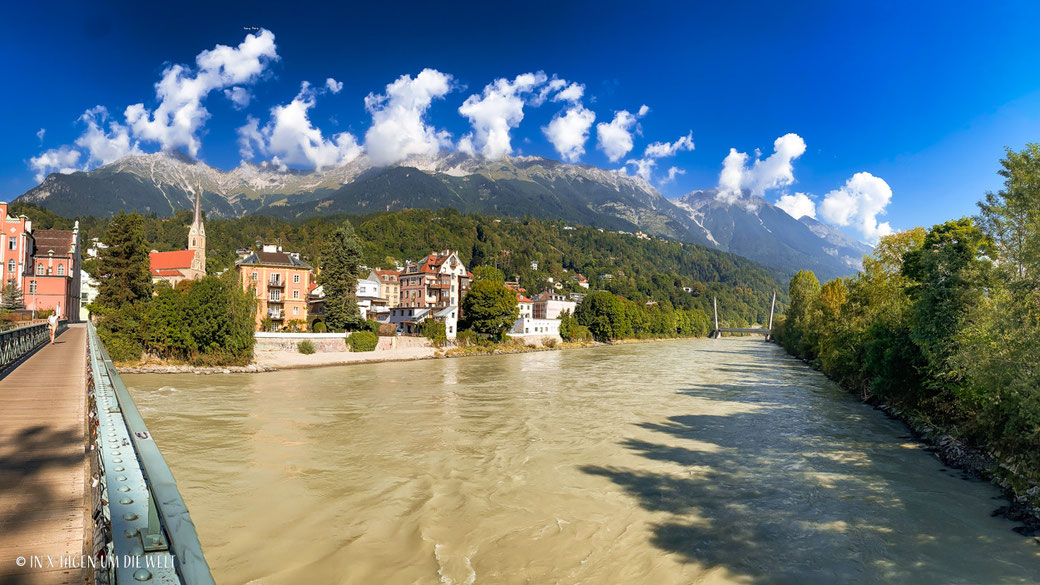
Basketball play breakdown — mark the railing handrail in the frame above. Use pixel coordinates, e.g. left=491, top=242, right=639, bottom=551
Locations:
left=87, top=322, right=215, bottom=585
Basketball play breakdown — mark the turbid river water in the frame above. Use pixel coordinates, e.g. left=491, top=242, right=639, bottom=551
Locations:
left=125, top=339, right=1040, bottom=584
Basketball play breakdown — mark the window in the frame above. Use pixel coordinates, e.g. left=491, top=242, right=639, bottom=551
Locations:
left=292, top=290, right=299, bottom=299
left=57, top=264, right=65, bottom=276
left=270, top=290, right=281, bottom=301
left=7, top=260, right=13, bottom=272
left=293, top=274, right=300, bottom=283
left=8, top=237, right=15, bottom=250
left=251, top=272, right=258, bottom=281
left=36, top=263, right=44, bottom=275
left=28, top=280, right=36, bottom=294
left=81, top=293, right=88, bottom=301
left=292, top=306, right=299, bottom=315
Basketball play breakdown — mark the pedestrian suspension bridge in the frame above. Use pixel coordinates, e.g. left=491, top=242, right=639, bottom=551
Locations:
left=709, top=291, right=777, bottom=340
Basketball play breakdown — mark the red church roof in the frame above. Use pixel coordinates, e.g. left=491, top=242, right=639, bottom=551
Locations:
left=149, top=250, right=195, bottom=275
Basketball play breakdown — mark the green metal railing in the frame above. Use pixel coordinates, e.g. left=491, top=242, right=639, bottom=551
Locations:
left=0, top=320, right=66, bottom=371
left=86, top=322, right=215, bottom=585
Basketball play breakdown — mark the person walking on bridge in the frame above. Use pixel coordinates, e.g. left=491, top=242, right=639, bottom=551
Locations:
left=47, top=304, right=59, bottom=343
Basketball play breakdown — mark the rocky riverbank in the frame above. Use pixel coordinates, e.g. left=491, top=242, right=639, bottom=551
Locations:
left=869, top=400, right=1040, bottom=535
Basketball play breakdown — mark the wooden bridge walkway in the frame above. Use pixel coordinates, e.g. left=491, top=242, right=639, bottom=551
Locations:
left=0, top=324, right=87, bottom=585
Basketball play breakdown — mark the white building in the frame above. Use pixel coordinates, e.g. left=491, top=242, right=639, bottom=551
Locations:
left=533, top=291, right=577, bottom=320
left=355, top=278, right=387, bottom=320
left=79, top=270, right=99, bottom=321
left=508, top=317, right=561, bottom=338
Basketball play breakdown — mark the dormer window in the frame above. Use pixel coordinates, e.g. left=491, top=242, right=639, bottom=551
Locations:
left=36, top=263, right=44, bottom=275
left=57, top=264, right=65, bottom=276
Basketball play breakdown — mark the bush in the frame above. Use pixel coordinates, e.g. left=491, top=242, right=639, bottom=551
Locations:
left=542, top=336, right=558, bottom=348
left=422, top=319, right=447, bottom=346
left=455, top=329, right=478, bottom=347
left=377, top=322, right=397, bottom=336
left=311, top=321, right=327, bottom=333
left=298, top=340, right=316, bottom=354
left=569, top=325, right=593, bottom=343
left=37, top=309, right=55, bottom=319
left=347, top=330, right=378, bottom=352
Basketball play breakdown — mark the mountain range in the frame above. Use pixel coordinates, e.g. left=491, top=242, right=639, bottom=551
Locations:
left=14, top=150, right=871, bottom=280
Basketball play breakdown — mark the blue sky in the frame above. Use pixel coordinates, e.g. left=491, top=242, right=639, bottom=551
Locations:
left=3, top=1, right=1040, bottom=241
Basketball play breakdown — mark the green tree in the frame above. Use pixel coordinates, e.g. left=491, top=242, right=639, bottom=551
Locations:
left=461, top=279, right=519, bottom=340
left=142, top=283, right=193, bottom=359
left=96, top=212, right=152, bottom=309
left=318, top=223, right=364, bottom=331
left=574, top=290, right=626, bottom=341
left=977, top=144, right=1040, bottom=283
left=0, top=282, right=25, bottom=312
left=902, top=218, right=994, bottom=387
left=471, top=265, right=506, bottom=282
left=780, top=270, right=821, bottom=359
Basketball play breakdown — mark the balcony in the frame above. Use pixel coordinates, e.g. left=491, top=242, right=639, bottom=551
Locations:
left=268, top=277, right=284, bottom=288
left=267, top=310, right=283, bottom=320
left=268, top=295, right=284, bottom=304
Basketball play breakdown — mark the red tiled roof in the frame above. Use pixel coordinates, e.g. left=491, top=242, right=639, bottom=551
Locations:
left=150, top=250, right=195, bottom=274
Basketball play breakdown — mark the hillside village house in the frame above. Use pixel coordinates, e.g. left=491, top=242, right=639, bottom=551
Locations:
left=369, top=268, right=402, bottom=308
left=508, top=288, right=571, bottom=339
left=0, top=202, right=81, bottom=320
left=533, top=291, right=577, bottom=320
left=149, top=191, right=206, bottom=286
left=387, top=250, right=472, bottom=339
left=236, top=244, right=311, bottom=331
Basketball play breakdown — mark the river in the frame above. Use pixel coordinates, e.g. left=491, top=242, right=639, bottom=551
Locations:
left=125, top=338, right=1040, bottom=584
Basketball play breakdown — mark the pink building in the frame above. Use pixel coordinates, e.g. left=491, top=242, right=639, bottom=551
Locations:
left=0, top=202, right=81, bottom=320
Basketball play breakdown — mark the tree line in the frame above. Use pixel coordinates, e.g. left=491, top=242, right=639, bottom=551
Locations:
left=774, top=144, right=1040, bottom=494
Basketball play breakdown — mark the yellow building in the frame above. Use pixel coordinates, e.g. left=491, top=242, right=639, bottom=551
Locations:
left=236, top=244, right=312, bottom=331
left=368, top=268, right=402, bottom=308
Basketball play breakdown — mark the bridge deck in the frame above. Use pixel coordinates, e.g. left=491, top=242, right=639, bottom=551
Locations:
left=715, top=328, right=771, bottom=334
left=0, top=324, right=87, bottom=585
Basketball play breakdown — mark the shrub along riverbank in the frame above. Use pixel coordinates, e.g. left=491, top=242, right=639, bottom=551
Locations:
left=772, top=145, right=1040, bottom=520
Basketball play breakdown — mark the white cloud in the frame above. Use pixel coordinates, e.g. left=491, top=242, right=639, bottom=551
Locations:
left=125, top=28, right=278, bottom=156
left=775, top=192, right=816, bottom=220
left=716, top=133, right=807, bottom=203
left=543, top=104, right=595, bottom=163
left=661, top=166, right=685, bottom=184
left=625, top=157, right=655, bottom=182
left=223, top=87, right=252, bottom=109
left=458, top=72, right=547, bottom=159
left=74, top=106, right=141, bottom=166
left=625, top=131, right=694, bottom=183
left=36, top=128, right=45, bottom=142
left=363, top=68, right=453, bottom=166
left=326, top=78, right=343, bottom=94
left=596, top=109, right=644, bottom=162
left=637, top=104, right=649, bottom=117
left=533, top=78, right=567, bottom=106
left=643, top=131, right=694, bottom=159
left=818, top=172, right=893, bottom=241
left=240, top=81, right=361, bottom=170
left=29, top=146, right=82, bottom=182
left=553, top=82, right=584, bottom=103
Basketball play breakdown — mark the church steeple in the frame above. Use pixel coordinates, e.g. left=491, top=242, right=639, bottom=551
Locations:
left=187, top=187, right=206, bottom=274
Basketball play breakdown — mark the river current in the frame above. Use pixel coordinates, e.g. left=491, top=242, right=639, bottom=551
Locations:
left=125, top=338, right=1040, bottom=584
